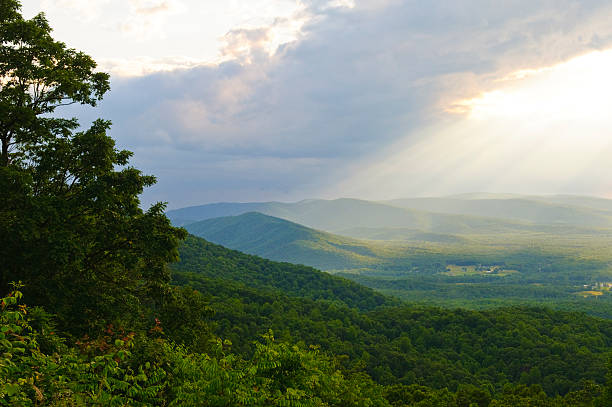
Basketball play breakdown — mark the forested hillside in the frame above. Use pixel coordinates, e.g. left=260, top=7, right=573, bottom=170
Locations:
left=3, top=1, right=612, bottom=405
left=172, top=234, right=393, bottom=311
left=184, top=212, right=384, bottom=270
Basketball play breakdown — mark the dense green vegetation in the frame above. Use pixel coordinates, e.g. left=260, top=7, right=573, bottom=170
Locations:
left=173, top=234, right=393, bottom=311
left=5, top=0, right=612, bottom=405
left=339, top=272, right=612, bottom=319
left=0, top=0, right=185, bottom=337
left=172, top=236, right=612, bottom=396
left=1, top=287, right=391, bottom=406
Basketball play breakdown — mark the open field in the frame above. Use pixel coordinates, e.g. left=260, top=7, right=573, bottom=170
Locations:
left=443, top=264, right=519, bottom=276
left=577, top=291, right=604, bottom=297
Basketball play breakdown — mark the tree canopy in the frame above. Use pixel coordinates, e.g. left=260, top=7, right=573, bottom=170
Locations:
left=0, top=0, right=109, bottom=166
left=0, top=0, right=185, bottom=335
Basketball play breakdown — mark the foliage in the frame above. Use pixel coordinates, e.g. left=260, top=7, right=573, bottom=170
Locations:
left=0, top=290, right=391, bottom=406
left=0, top=0, right=186, bottom=335
left=171, top=239, right=612, bottom=397
left=0, top=0, right=109, bottom=166
left=6, top=288, right=609, bottom=406
left=173, top=234, right=394, bottom=311
left=0, top=288, right=165, bottom=405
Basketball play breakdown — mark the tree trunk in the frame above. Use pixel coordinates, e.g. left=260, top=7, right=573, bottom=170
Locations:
left=1, top=136, right=8, bottom=166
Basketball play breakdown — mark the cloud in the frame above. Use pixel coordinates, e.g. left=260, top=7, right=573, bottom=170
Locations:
left=97, top=56, right=216, bottom=77
left=132, top=0, right=173, bottom=15
left=220, top=12, right=311, bottom=64
left=333, top=47, right=612, bottom=200
left=30, top=0, right=311, bottom=77
left=81, top=0, right=612, bottom=208
left=120, top=0, right=186, bottom=41
left=40, top=0, right=113, bottom=21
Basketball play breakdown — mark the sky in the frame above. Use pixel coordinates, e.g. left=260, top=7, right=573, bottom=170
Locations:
left=21, top=0, right=612, bottom=209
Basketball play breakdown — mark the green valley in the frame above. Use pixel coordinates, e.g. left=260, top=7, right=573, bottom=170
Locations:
left=177, top=200, right=612, bottom=319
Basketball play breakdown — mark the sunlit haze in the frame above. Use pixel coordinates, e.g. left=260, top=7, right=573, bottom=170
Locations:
left=335, top=49, right=612, bottom=200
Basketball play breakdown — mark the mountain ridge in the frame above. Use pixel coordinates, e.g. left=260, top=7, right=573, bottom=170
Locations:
left=167, top=195, right=612, bottom=239
left=183, top=212, right=383, bottom=270
left=171, top=233, right=395, bottom=311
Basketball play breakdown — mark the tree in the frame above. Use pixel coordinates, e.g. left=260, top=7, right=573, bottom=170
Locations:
left=601, top=354, right=612, bottom=406
left=0, top=0, right=186, bottom=335
left=0, top=0, right=109, bottom=166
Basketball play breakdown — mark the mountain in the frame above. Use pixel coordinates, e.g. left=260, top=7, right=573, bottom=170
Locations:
left=165, top=202, right=273, bottom=226
left=332, top=227, right=469, bottom=242
left=166, top=199, right=415, bottom=230
left=168, top=198, right=549, bottom=237
left=447, top=193, right=612, bottom=213
left=183, top=212, right=383, bottom=270
left=183, top=212, right=475, bottom=271
left=168, top=195, right=612, bottom=241
left=385, top=196, right=612, bottom=227
left=529, top=194, right=612, bottom=213
left=171, top=234, right=393, bottom=310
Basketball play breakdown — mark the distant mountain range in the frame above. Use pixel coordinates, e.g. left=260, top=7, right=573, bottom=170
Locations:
left=384, top=196, right=612, bottom=227
left=165, top=194, right=612, bottom=272
left=167, top=194, right=612, bottom=237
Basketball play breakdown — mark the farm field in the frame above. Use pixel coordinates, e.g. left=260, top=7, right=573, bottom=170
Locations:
left=443, top=264, right=519, bottom=276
